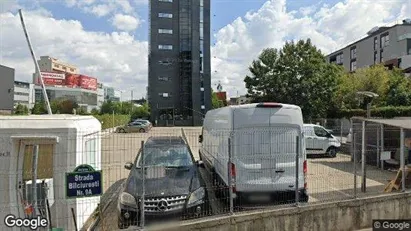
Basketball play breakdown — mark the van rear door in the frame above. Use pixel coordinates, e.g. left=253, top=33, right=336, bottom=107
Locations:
left=232, top=103, right=304, bottom=193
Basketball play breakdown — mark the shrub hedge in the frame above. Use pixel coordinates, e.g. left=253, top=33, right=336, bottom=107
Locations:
left=93, top=114, right=131, bottom=130
left=339, top=106, right=411, bottom=118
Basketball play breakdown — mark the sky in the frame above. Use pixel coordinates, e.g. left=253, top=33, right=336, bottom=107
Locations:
left=0, top=0, right=410, bottom=100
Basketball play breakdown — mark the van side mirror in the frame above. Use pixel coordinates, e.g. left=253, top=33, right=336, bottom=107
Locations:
left=326, top=133, right=333, bottom=138
left=198, top=135, right=203, bottom=143
left=124, top=162, right=133, bottom=170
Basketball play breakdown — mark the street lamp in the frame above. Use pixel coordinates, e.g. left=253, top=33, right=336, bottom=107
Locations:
left=356, top=91, right=379, bottom=118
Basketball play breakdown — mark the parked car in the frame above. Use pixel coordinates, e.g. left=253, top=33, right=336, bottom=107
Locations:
left=116, top=121, right=150, bottom=133
left=132, top=119, right=152, bottom=128
left=303, top=124, right=341, bottom=157
left=117, top=136, right=209, bottom=229
left=199, top=102, right=308, bottom=205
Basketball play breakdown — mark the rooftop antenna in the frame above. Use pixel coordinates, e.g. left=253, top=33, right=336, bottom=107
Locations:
left=18, top=9, right=52, bottom=115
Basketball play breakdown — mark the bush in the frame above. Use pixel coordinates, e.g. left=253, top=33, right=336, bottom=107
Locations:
left=93, top=114, right=131, bottom=129
left=339, top=106, right=411, bottom=118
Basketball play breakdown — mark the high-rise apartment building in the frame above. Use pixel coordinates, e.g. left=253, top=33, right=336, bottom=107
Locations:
left=327, top=19, right=411, bottom=74
left=148, top=0, right=212, bottom=126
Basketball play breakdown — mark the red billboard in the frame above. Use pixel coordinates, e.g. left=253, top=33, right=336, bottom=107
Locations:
left=65, top=74, right=80, bottom=87
left=64, top=74, right=97, bottom=91
left=79, top=75, right=97, bottom=91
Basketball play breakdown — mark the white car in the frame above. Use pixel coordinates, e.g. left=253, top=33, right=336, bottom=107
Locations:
left=303, top=124, right=341, bottom=157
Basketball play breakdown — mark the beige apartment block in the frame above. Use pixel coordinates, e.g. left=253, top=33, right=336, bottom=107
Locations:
left=37, top=56, right=78, bottom=74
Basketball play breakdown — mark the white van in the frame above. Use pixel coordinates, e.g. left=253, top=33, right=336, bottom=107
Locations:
left=199, top=103, right=308, bottom=204
left=303, top=124, right=341, bottom=157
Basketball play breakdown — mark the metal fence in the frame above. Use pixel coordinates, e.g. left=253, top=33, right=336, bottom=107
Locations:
left=1, top=119, right=410, bottom=230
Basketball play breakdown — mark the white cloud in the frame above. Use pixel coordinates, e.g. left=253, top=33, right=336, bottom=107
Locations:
left=0, top=10, right=148, bottom=99
left=2, top=0, right=411, bottom=101
left=66, top=0, right=137, bottom=18
left=212, top=0, right=411, bottom=98
left=111, top=14, right=141, bottom=31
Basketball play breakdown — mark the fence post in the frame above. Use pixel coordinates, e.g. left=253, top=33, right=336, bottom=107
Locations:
left=381, top=124, right=385, bottom=170
left=376, top=127, right=380, bottom=168
left=227, top=137, right=234, bottom=214
left=295, top=135, right=300, bottom=206
left=361, top=120, right=366, bottom=193
left=140, top=140, right=145, bottom=228
left=32, top=145, right=39, bottom=217
left=400, top=128, right=406, bottom=192
left=353, top=133, right=357, bottom=199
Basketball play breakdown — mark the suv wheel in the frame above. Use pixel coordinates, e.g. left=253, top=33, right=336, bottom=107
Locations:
left=139, top=128, right=145, bottom=133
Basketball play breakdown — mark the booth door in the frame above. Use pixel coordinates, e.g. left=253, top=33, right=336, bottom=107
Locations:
left=16, top=142, right=54, bottom=218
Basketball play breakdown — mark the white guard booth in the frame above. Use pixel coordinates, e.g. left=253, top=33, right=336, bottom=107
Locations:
left=0, top=115, right=102, bottom=230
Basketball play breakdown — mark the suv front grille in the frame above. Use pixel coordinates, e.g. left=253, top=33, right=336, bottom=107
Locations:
left=144, top=195, right=188, bottom=212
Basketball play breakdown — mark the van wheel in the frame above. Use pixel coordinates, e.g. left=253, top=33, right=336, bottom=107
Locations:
left=327, top=147, right=337, bottom=158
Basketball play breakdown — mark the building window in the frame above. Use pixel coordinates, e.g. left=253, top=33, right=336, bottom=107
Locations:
left=159, top=0, right=172, bottom=2
left=381, top=33, right=389, bottom=47
left=159, top=93, right=171, bottom=98
left=62, top=66, right=67, bottom=70
left=200, top=23, right=204, bottom=38
left=374, top=37, right=378, bottom=50
left=350, top=47, right=357, bottom=59
left=158, top=61, right=172, bottom=65
left=158, top=13, right=173, bottom=18
left=374, top=52, right=377, bottom=64
left=200, top=6, right=204, bottom=23
left=350, top=60, right=357, bottom=71
left=158, top=45, right=173, bottom=50
left=158, top=29, right=173, bottom=34
left=407, top=39, right=411, bottom=55
left=158, top=76, right=170, bottom=81
left=336, top=53, right=343, bottom=64
left=380, top=49, right=384, bottom=62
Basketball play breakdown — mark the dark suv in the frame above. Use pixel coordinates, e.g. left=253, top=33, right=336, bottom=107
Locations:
left=117, top=136, right=208, bottom=229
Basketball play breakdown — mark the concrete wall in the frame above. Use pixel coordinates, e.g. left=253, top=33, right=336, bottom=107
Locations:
left=154, top=192, right=411, bottom=231
left=0, top=65, right=15, bottom=113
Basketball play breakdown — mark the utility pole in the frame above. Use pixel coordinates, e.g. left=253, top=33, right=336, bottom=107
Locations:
left=19, top=9, right=52, bottom=115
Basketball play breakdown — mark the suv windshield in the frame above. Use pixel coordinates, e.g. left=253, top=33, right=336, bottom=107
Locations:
left=137, top=145, right=193, bottom=167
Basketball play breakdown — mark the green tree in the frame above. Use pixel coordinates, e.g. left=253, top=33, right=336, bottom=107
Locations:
left=386, top=68, right=411, bottom=106
left=31, top=102, right=48, bottom=114
left=90, top=108, right=100, bottom=115
left=211, top=90, right=224, bottom=109
left=100, top=101, right=116, bottom=114
left=14, top=104, right=29, bottom=115
left=335, top=64, right=411, bottom=109
left=50, top=100, right=62, bottom=114
left=60, top=99, right=79, bottom=114
left=244, top=39, right=344, bottom=120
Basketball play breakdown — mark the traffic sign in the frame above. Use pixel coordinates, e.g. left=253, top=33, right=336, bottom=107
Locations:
left=66, top=164, right=102, bottom=199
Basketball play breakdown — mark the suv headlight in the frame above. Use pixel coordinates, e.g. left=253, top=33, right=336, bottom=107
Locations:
left=120, top=192, right=137, bottom=207
left=188, top=187, right=205, bottom=205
